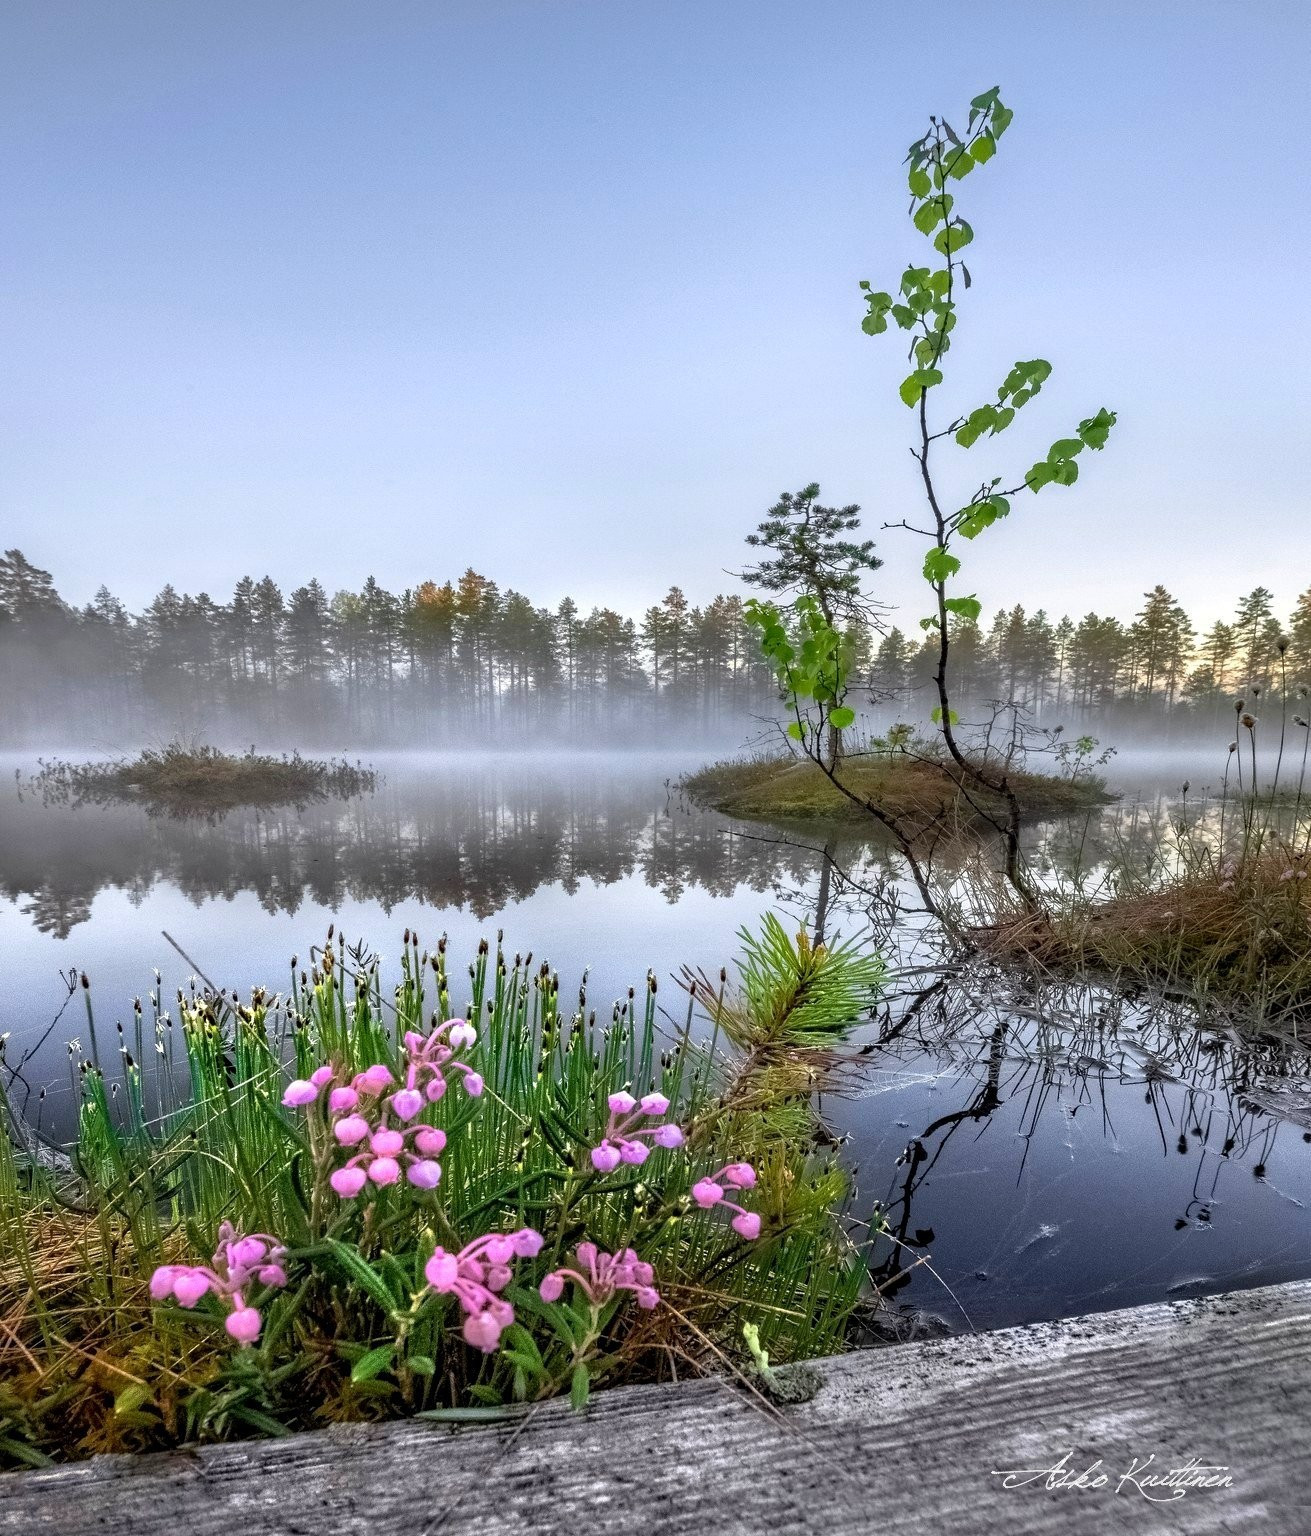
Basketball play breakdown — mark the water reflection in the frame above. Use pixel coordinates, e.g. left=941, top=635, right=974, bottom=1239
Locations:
left=837, top=967, right=1311, bottom=1330
left=3, top=755, right=844, bottom=938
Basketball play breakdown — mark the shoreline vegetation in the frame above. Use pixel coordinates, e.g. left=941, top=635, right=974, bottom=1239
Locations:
left=27, top=744, right=377, bottom=816
left=684, top=747, right=1112, bottom=831
left=983, top=854, right=1311, bottom=1019
left=0, top=919, right=884, bottom=1468
left=979, top=704, right=1311, bottom=1022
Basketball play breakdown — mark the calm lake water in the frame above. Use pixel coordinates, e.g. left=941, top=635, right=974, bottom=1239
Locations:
left=4, top=745, right=1309, bottom=1334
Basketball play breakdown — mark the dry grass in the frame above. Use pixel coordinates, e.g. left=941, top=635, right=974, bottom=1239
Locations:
left=983, top=851, right=1311, bottom=1023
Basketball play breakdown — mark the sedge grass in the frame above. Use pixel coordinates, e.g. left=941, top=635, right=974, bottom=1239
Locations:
left=0, top=915, right=883, bottom=1466
left=971, top=700, right=1311, bottom=1029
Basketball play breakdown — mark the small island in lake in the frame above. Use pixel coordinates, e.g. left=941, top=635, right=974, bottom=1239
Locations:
left=684, top=748, right=1113, bottom=830
left=28, top=743, right=377, bottom=817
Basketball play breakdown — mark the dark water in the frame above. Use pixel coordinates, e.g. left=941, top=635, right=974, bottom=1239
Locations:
left=3, top=746, right=1309, bottom=1334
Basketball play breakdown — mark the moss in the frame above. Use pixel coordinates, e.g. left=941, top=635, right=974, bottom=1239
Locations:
left=684, top=750, right=1112, bottom=830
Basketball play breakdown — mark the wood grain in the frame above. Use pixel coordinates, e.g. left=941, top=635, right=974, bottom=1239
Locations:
left=3, top=1278, right=1308, bottom=1535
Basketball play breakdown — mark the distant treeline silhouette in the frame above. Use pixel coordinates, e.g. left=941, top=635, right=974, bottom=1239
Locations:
left=0, top=548, right=1306, bottom=744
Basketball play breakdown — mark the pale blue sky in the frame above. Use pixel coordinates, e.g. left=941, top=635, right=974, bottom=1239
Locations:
left=3, top=1, right=1308, bottom=628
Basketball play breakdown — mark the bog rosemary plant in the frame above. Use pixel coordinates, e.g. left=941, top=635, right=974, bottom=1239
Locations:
left=0, top=919, right=882, bottom=1465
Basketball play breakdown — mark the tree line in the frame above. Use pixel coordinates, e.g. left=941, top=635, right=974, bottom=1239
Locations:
left=0, top=548, right=1305, bottom=745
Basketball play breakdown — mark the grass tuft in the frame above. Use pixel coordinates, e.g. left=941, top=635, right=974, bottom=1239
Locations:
left=0, top=919, right=884, bottom=1466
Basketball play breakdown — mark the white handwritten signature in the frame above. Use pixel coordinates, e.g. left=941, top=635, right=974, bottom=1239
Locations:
left=991, top=1451, right=1234, bottom=1502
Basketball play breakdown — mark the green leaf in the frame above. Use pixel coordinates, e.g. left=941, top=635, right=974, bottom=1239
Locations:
left=971, top=133, right=996, bottom=165
left=946, top=150, right=975, bottom=180
left=1026, top=461, right=1057, bottom=491
left=899, top=368, right=943, bottom=406
left=1078, top=407, right=1117, bottom=449
left=969, top=86, right=1002, bottom=113
left=417, top=1406, right=529, bottom=1424
left=860, top=289, right=893, bottom=336
left=955, top=405, right=995, bottom=448
left=407, top=1354, right=436, bottom=1377
left=922, top=546, right=961, bottom=584
left=786, top=721, right=805, bottom=741
left=992, top=104, right=1014, bottom=137
left=890, top=303, right=916, bottom=329
left=321, top=1239, right=401, bottom=1314
left=933, top=221, right=973, bottom=255
left=1048, top=438, right=1085, bottom=462
left=908, top=166, right=931, bottom=197
left=829, top=706, right=855, bottom=729
left=351, top=1345, right=395, bottom=1384
left=944, top=595, right=982, bottom=622
left=957, top=495, right=1009, bottom=539
left=913, top=201, right=941, bottom=235
left=571, top=1362, right=591, bottom=1412
left=0, top=1436, right=52, bottom=1470
left=930, top=706, right=960, bottom=725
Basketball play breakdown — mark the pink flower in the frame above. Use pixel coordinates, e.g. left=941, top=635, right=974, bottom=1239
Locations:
left=291, top=1040, right=478, bottom=1202
left=589, top=1088, right=683, bottom=1173
left=462, top=1310, right=504, bottom=1352
left=225, top=1305, right=262, bottom=1344
left=397, top=1021, right=483, bottom=1106
left=329, top=1098, right=452, bottom=1197
left=539, top=1242, right=660, bottom=1312
left=345, top=1063, right=389, bottom=1095
left=149, top=1221, right=288, bottom=1346
left=149, top=1265, right=180, bottom=1301
left=173, top=1270, right=212, bottom=1308
left=282, top=1062, right=347, bottom=1108
left=690, top=1164, right=761, bottom=1240
left=423, top=1228, right=543, bottom=1353
left=390, top=1088, right=425, bottom=1121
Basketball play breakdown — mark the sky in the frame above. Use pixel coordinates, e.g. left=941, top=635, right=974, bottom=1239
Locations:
left=3, top=1, right=1309, bottom=633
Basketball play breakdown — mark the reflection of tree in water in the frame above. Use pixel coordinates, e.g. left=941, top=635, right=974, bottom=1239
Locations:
left=853, top=965, right=1311, bottom=1325
left=1, top=766, right=826, bottom=937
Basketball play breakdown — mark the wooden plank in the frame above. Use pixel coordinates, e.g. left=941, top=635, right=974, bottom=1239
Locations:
left=3, top=1278, right=1309, bottom=1534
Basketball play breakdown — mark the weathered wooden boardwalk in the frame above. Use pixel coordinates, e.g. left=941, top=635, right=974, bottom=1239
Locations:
left=3, top=1278, right=1308, bottom=1535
